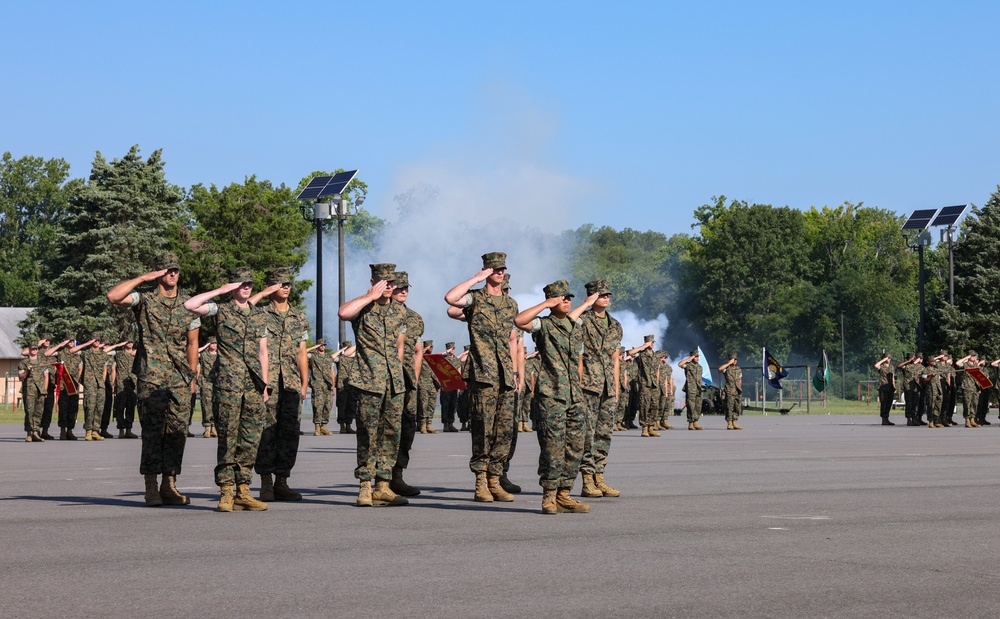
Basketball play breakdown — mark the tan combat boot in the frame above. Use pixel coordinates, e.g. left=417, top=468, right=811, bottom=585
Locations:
left=85, top=430, right=94, bottom=441
left=390, top=467, right=420, bottom=497
left=218, top=485, right=234, bottom=512
left=694, top=422, right=704, bottom=430
left=234, top=484, right=268, bottom=511
left=426, top=422, right=438, bottom=434
left=971, top=418, right=982, bottom=428
left=488, top=475, right=515, bottom=502
left=320, top=424, right=333, bottom=436
left=274, top=476, right=303, bottom=501
left=208, top=427, right=217, bottom=438
left=556, top=489, right=590, bottom=513
left=662, top=420, right=674, bottom=430
left=356, top=480, right=373, bottom=507
left=31, top=431, right=45, bottom=442
left=732, top=420, right=743, bottom=430
left=474, top=472, right=493, bottom=502
left=641, top=426, right=650, bottom=437
left=259, top=473, right=275, bottom=501
left=648, top=426, right=661, bottom=437
left=372, top=479, right=408, bottom=506
left=594, top=473, right=620, bottom=497
left=313, top=424, right=323, bottom=436
left=144, top=474, right=163, bottom=507
left=93, top=430, right=105, bottom=441
left=419, top=424, right=428, bottom=435
left=727, top=420, right=734, bottom=430
left=580, top=474, right=603, bottom=498
left=524, top=423, right=534, bottom=433
left=541, top=488, right=558, bottom=515
left=202, top=427, right=212, bottom=438
left=159, top=474, right=190, bottom=505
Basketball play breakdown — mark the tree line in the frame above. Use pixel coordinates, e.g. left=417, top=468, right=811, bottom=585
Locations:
left=3, top=145, right=998, bottom=393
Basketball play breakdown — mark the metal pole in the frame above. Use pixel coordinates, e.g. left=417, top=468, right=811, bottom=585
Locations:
left=315, top=221, right=323, bottom=341
left=338, top=213, right=347, bottom=344
left=917, top=244, right=926, bottom=352
left=841, top=312, right=846, bottom=401
left=948, top=227, right=955, bottom=305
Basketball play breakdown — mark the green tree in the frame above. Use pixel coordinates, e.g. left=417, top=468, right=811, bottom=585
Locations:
left=0, top=152, right=76, bottom=307
left=939, top=189, right=1000, bottom=356
left=177, top=175, right=317, bottom=306
left=687, top=197, right=812, bottom=360
left=801, top=202, right=918, bottom=371
left=21, top=146, right=183, bottom=339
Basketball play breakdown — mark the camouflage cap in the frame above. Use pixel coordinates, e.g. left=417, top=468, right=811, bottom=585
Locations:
left=40, top=333, right=53, bottom=341
left=266, top=267, right=293, bottom=286
left=916, top=351, right=924, bottom=359
left=543, top=280, right=574, bottom=299
left=154, top=251, right=180, bottom=270
left=393, top=271, right=411, bottom=288
left=691, top=348, right=699, bottom=356
left=481, top=252, right=507, bottom=270
left=422, top=339, right=433, bottom=349
left=341, top=340, right=353, bottom=348
left=316, top=338, right=326, bottom=346
left=370, top=263, right=396, bottom=282
left=445, top=341, right=456, bottom=350
left=463, top=344, right=471, bottom=351
left=230, top=266, right=254, bottom=283
left=968, top=349, right=978, bottom=357
left=938, top=349, right=948, bottom=356
left=501, top=273, right=511, bottom=291
left=644, top=334, right=655, bottom=343
left=585, top=279, right=611, bottom=296
left=729, top=352, right=737, bottom=360
left=206, top=336, right=217, bottom=344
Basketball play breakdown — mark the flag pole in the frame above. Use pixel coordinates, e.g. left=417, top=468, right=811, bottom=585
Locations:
left=762, top=346, right=767, bottom=416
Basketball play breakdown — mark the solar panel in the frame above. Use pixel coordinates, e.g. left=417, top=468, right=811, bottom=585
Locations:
left=295, top=170, right=359, bottom=200
left=930, top=204, right=967, bottom=227
left=902, top=209, right=938, bottom=231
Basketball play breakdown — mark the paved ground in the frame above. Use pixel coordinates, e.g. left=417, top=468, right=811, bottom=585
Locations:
left=4, top=413, right=1000, bottom=618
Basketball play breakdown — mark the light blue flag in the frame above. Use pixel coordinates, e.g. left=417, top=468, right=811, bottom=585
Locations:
left=697, top=346, right=712, bottom=387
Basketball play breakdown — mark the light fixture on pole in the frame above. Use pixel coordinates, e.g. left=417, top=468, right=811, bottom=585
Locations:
left=295, top=170, right=360, bottom=341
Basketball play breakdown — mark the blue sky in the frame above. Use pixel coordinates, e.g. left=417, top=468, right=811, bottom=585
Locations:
left=5, top=1, right=999, bottom=238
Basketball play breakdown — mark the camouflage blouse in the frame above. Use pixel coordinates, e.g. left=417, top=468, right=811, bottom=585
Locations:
left=579, top=309, right=623, bottom=397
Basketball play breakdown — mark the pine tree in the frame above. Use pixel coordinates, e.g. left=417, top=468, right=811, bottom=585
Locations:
left=940, top=187, right=1000, bottom=357
left=21, top=145, right=182, bottom=339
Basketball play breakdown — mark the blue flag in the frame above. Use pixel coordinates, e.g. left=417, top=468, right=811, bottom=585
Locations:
left=697, top=346, right=712, bottom=386
left=763, top=348, right=788, bottom=390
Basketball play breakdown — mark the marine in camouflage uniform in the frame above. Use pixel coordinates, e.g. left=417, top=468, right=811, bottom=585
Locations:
left=439, top=342, right=462, bottom=432
left=184, top=265, right=270, bottom=512
left=719, top=353, right=743, bottom=429
left=628, top=335, right=659, bottom=437
left=518, top=352, right=540, bottom=432
left=196, top=338, right=219, bottom=437
left=335, top=341, right=357, bottom=434
left=53, top=340, right=82, bottom=438
left=614, top=349, right=629, bottom=430
left=112, top=340, right=139, bottom=438
left=457, top=345, right=472, bottom=430
left=252, top=267, right=310, bottom=502
left=417, top=340, right=441, bottom=433
left=18, top=345, right=49, bottom=442
left=679, top=348, right=705, bottom=430
left=874, top=354, right=895, bottom=426
left=390, top=271, right=424, bottom=497
left=107, top=252, right=200, bottom=507
left=956, top=350, right=984, bottom=428
left=339, top=263, right=409, bottom=507
left=445, top=252, right=520, bottom=502
left=898, top=353, right=926, bottom=426
left=516, top=280, right=591, bottom=514
left=80, top=338, right=110, bottom=440
left=307, top=339, right=335, bottom=435
left=921, top=355, right=944, bottom=427
left=655, top=350, right=675, bottom=430
left=577, top=279, right=623, bottom=499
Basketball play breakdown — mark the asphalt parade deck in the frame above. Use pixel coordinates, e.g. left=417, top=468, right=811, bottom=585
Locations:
left=3, top=413, right=1000, bottom=618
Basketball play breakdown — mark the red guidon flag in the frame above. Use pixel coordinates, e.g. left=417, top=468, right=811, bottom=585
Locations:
left=422, top=353, right=466, bottom=392
left=54, top=361, right=78, bottom=399
left=965, top=367, right=994, bottom=390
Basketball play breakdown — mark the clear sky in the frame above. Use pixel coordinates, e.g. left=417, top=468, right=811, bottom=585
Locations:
left=5, top=1, right=999, bottom=238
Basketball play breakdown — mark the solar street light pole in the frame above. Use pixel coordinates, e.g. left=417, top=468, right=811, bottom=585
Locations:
left=337, top=194, right=365, bottom=344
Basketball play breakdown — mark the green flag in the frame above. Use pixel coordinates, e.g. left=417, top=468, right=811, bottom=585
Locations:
left=813, top=350, right=829, bottom=392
